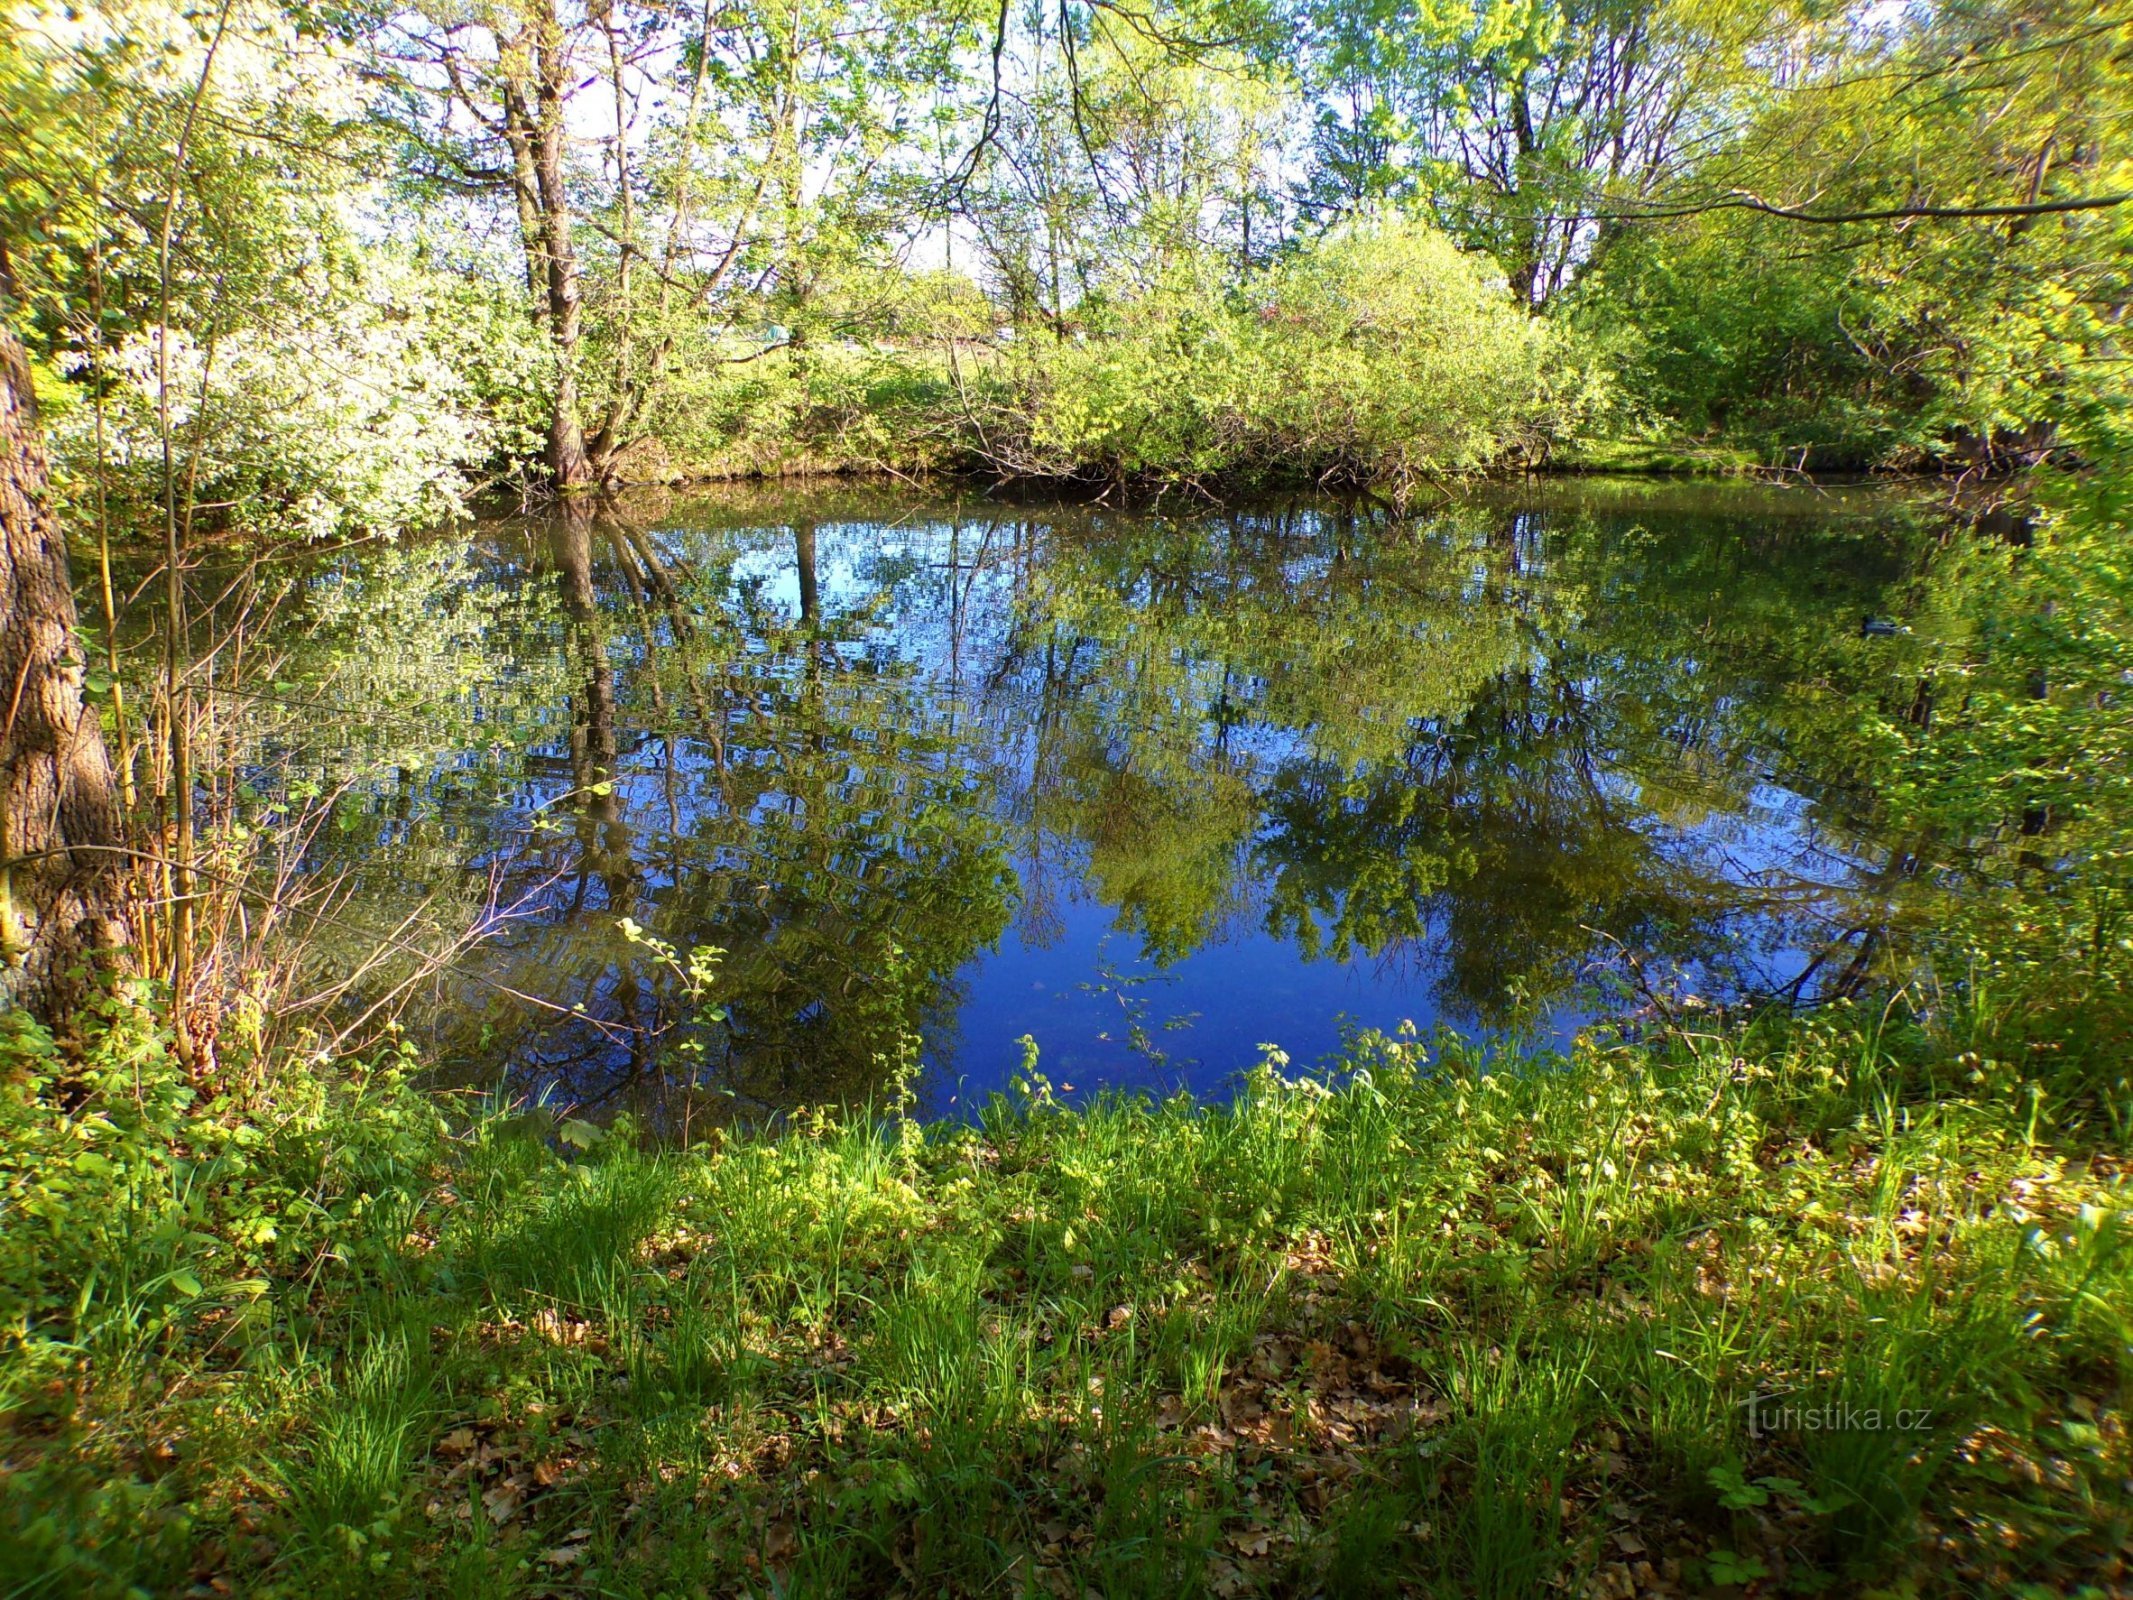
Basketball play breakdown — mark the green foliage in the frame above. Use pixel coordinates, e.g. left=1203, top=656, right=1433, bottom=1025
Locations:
left=608, top=223, right=1603, bottom=493
left=1290, top=0, right=1802, bottom=301
left=1572, top=213, right=1923, bottom=466
left=0, top=988, right=438, bottom=1347
left=58, top=248, right=541, bottom=539
left=2, top=990, right=2129, bottom=1596
left=10, top=0, right=2127, bottom=504
left=1007, top=219, right=1602, bottom=490
left=628, top=335, right=969, bottom=480
left=7, top=0, right=2133, bottom=1578
left=1867, top=478, right=2133, bottom=1129
left=0, top=989, right=446, bottom=1593
left=4, top=0, right=542, bottom=537
left=1571, top=0, right=2133, bottom=468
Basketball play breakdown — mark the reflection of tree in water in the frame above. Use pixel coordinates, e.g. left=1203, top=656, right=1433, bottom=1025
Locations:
left=1258, top=661, right=1720, bottom=1028
left=452, top=499, right=1018, bottom=1125
left=993, top=494, right=1927, bottom=1028
left=234, top=479, right=1940, bottom=1112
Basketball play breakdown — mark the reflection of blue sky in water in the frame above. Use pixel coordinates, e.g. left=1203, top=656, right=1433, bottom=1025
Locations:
left=934, top=903, right=1445, bottom=1113
left=933, top=778, right=1875, bottom=1113
left=731, top=515, right=1881, bottom=1108
left=258, top=483, right=1931, bottom=1121
left=735, top=520, right=1470, bottom=1102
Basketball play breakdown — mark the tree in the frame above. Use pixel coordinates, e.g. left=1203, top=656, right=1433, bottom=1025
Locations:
left=390, top=0, right=980, bottom=490
left=956, top=0, right=1293, bottom=328
left=1577, top=0, right=2133, bottom=465
left=0, top=328, right=126, bottom=1023
left=3, top=0, right=518, bottom=537
left=1293, top=0, right=1800, bottom=302
left=393, top=0, right=610, bottom=487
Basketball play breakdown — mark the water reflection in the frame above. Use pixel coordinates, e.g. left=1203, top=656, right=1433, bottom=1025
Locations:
left=250, top=481, right=1936, bottom=1121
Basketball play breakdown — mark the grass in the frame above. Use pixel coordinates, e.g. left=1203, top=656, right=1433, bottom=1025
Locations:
left=1544, top=437, right=1766, bottom=475
left=1, top=995, right=2129, bottom=1598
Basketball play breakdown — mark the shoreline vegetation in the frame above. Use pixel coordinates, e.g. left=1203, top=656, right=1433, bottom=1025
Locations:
left=5, top=989, right=2128, bottom=1599
left=3, top=0, right=2131, bottom=1592
left=481, top=438, right=1787, bottom=494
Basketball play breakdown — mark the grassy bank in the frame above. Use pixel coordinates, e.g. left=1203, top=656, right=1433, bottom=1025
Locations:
left=3, top=987, right=2127, bottom=1598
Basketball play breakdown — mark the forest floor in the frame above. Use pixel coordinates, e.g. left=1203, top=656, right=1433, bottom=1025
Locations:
left=2, top=990, right=2128, bottom=1598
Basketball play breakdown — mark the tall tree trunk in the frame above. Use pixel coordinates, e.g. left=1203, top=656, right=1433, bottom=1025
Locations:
left=1505, top=73, right=1544, bottom=306
left=503, top=5, right=592, bottom=490
left=0, top=327, right=126, bottom=1025
left=502, top=114, right=549, bottom=322
left=536, top=28, right=591, bottom=490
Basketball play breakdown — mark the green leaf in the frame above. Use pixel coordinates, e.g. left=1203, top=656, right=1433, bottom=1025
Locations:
left=559, top=1118, right=606, bottom=1150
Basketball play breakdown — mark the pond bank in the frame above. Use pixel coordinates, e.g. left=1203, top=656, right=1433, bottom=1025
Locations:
left=591, top=444, right=1932, bottom=494
left=2, top=993, right=2124, bottom=1597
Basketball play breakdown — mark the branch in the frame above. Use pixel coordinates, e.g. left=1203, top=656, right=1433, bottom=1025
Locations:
left=1428, top=186, right=2132, bottom=232
left=1712, top=188, right=2133, bottom=225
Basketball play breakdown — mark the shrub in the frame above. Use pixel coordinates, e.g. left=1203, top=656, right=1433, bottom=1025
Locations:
left=53, top=248, right=542, bottom=541
left=1013, top=218, right=1605, bottom=492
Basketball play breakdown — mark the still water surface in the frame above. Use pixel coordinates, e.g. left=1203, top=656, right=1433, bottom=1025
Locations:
left=247, top=478, right=1936, bottom=1122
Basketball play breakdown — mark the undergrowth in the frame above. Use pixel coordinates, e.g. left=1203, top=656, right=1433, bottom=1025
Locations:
left=2, top=983, right=2127, bottom=1598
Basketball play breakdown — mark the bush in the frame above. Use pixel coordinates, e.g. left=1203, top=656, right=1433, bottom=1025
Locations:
left=1574, top=176, right=2133, bottom=472
left=52, top=248, right=543, bottom=541
left=1011, top=219, right=1604, bottom=492
left=1893, top=477, right=2133, bottom=1124
left=629, top=336, right=967, bottom=480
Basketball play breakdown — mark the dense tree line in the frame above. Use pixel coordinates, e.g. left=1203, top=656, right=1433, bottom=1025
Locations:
left=6, top=0, right=2124, bottom=502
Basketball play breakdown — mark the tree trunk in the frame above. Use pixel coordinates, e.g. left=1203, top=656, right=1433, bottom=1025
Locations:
left=1505, top=74, right=1544, bottom=306
left=501, top=113, right=548, bottom=321
left=535, top=55, right=591, bottom=490
left=503, top=6, right=592, bottom=490
left=0, top=326, right=127, bottom=1026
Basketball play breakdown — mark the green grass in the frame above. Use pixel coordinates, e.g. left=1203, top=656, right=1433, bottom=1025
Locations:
left=1545, top=436, right=1766, bottom=475
left=2, top=996, right=2129, bottom=1597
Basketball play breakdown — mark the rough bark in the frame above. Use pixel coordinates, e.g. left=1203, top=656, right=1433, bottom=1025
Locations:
left=501, top=7, right=593, bottom=490
left=0, top=326, right=127, bottom=1025
left=534, top=25, right=591, bottom=492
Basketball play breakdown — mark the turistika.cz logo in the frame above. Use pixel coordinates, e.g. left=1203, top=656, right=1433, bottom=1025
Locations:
left=1740, top=1391, right=1935, bottom=1439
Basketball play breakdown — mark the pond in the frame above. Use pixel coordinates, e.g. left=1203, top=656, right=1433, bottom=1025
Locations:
left=216, top=477, right=1942, bottom=1124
